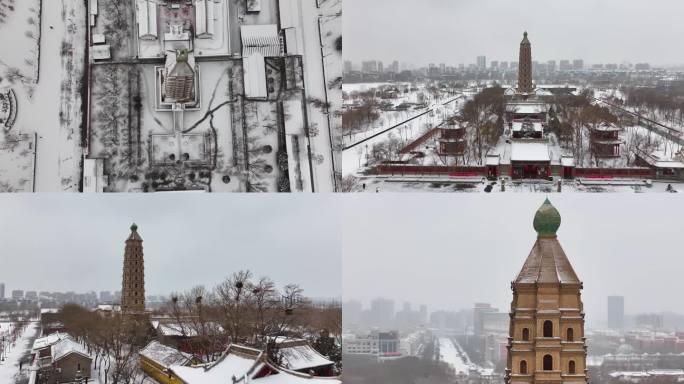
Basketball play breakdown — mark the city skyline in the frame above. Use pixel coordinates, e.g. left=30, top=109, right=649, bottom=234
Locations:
left=0, top=195, right=342, bottom=298
left=343, top=195, right=684, bottom=323
left=344, top=0, right=684, bottom=67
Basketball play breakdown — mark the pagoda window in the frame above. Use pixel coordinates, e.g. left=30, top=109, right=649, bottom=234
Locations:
left=543, top=354, right=553, bottom=371
left=520, top=360, right=527, bottom=374
left=569, top=360, right=576, bottom=374
left=522, top=328, right=530, bottom=341
left=567, top=328, right=574, bottom=341
left=543, top=320, right=553, bottom=337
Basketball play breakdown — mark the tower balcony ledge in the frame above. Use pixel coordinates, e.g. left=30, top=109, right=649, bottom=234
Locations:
left=534, top=371, right=562, bottom=381
left=534, top=338, right=562, bottom=348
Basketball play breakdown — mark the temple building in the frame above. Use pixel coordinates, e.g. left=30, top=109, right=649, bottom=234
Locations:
left=121, top=223, right=145, bottom=314
left=503, top=32, right=554, bottom=179
left=589, top=123, right=622, bottom=158
left=505, top=200, right=588, bottom=384
left=162, top=48, right=196, bottom=104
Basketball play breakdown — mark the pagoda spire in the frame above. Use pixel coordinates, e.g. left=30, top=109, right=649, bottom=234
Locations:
left=517, top=31, right=533, bottom=93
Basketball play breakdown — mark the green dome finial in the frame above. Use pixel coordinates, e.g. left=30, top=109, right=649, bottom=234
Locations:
left=130, top=223, right=138, bottom=232
left=533, top=198, right=561, bottom=237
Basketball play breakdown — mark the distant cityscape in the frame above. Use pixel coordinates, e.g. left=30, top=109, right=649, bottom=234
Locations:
left=343, top=57, right=665, bottom=83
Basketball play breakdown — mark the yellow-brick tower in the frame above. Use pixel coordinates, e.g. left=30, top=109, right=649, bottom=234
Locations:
left=505, top=199, right=587, bottom=384
left=121, top=223, right=145, bottom=314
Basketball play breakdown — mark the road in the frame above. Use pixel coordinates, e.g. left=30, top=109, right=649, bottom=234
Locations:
left=297, top=0, right=339, bottom=192
left=29, top=0, right=67, bottom=191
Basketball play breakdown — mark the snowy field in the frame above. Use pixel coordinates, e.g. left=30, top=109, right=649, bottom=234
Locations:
left=0, top=133, right=35, bottom=191
left=0, top=321, right=38, bottom=384
left=342, top=95, right=463, bottom=176
left=0, top=0, right=41, bottom=88
left=0, top=0, right=85, bottom=192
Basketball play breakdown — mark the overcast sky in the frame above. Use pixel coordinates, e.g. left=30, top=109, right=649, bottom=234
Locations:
left=0, top=195, right=341, bottom=299
left=344, top=0, right=684, bottom=67
left=343, top=194, right=684, bottom=325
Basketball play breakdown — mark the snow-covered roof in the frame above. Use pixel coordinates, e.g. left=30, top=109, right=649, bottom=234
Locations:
left=170, top=345, right=262, bottom=384
left=513, top=104, right=544, bottom=114
left=240, top=25, right=280, bottom=57
left=170, top=344, right=340, bottom=384
left=635, top=149, right=684, bottom=169
left=91, top=45, right=111, bottom=60
left=593, top=122, right=620, bottom=132
left=511, top=121, right=542, bottom=132
left=155, top=320, right=223, bottom=337
left=195, top=0, right=216, bottom=38
left=136, top=0, right=158, bottom=40
left=560, top=156, right=575, bottom=167
left=510, top=142, right=550, bottom=162
left=485, top=155, right=500, bottom=166
left=32, top=332, right=70, bottom=351
left=52, top=338, right=92, bottom=363
left=280, top=343, right=334, bottom=371
left=279, top=0, right=300, bottom=29
left=92, top=34, right=105, bottom=44
left=243, top=53, right=267, bottom=99
left=140, top=341, right=194, bottom=368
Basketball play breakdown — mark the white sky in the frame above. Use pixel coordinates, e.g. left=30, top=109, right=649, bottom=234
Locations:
left=343, top=194, right=684, bottom=324
left=344, top=0, right=684, bottom=67
left=0, top=195, right=341, bottom=299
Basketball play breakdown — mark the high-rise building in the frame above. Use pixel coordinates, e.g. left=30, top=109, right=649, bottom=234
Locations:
left=378, top=61, right=384, bottom=73
left=573, top=59, right=584, bottom=70
left=343, top=300, right=363, bottom=327
left=361, top=60, right=378, bottom=73
left=517, top=32, right=533, bottom=93
left=547, top=60, right=556, bottom=72
left=474, top=303, right=499, bottom=336
left=0, top=283, right=4, bottom=299
left=559, top=60, right=571, bottom=71
left=505, top=200, right=588, bottom=384
left=491, top=60, right=499, bottom=70
left=343, top=60, right=352, bottom=73
left=477, top=56, right=487, bottom=69
left=121, top=223, right=145, bottom=313
left=12, top=290, right=24, bottom=300
left=369, top=298, right=395, bottom=327
left=607, top=296, right=624, bottom=330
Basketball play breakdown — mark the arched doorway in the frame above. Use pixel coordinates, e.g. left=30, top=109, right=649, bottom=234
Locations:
left=520, top=360, right=527, bottom=374
left=543, top=354, right=553, bottom=371
left=522, top=328, right=530, bottom=341
left=567, top=327, right=574, bottom=341
left=569, top=360, right=576, bottom=374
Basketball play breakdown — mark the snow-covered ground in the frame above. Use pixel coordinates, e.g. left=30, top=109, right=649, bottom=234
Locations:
left=0, top=0, right=84, bottom=192
left=0, top=0, right=41, bottom=87
left=297, top=0, right=340, bottom=192
left=438, top=338, right=484, bottom=376
left=342, top=95, right=462, bottom=176
left=0, top=321, right=38, bottom=384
